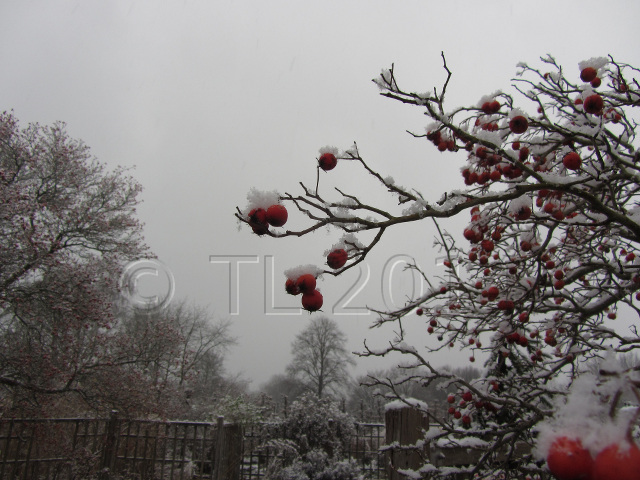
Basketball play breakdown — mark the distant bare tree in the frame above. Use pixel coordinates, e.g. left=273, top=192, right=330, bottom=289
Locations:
left=286, top=316, right=355, bottom=399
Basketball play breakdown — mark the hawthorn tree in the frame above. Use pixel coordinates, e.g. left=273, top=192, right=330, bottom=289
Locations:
left=237, top=54, right=640, bottom=479
left=0, top=111, right=151, bottom=416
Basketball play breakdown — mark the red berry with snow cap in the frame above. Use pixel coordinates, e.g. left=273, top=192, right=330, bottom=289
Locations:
left=319, top=153, right=337, bottom=171
left=592, top=441, right=640, bottom=480
left=580, top=67, right=597, bottom=83
left=563, top=152, right=581, bottom=171
left=327, top=249, right=348, bottom=269
left=285, top=278, right=301, bottom=295
left=583, top=94, right=604, bottom=114
left=514, top=206, right=532, bottom=221
left=249, top=208, right=267, bottom=224
left=509, top=116, right=529, bottom=134
left=248, top=208, right=269, bottom=235
left=546, top=436, right=593, bottom=480
left=266, top=204, right=288, bottom=227
left=296, top=274, right=317, bottom=293
left=301, top=289, right=323, bottom=312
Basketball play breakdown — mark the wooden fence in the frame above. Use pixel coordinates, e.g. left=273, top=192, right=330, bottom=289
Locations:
left=0, top=413, right=241, bottom=480
left=2, top=406, right=532, bottom=480
left=0, top=415, right=385, bottom=480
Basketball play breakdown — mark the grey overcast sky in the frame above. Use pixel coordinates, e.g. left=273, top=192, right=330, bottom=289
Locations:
left=2, top=0, right=640, bottom=388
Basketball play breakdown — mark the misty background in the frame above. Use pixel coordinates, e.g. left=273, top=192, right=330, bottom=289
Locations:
left=2, top=0, right=639, bottom=389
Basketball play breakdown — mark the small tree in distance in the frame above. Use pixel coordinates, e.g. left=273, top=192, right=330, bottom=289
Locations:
left=287, top=316, right=355, bottom=399
left=237, top=54, right=640, bottom=479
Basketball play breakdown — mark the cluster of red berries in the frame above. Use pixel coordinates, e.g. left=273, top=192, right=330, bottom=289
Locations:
left=248, top=204, right=288, bottom=235
left=426, top=130, right=457, bottom=152
left=285, top=274, right=323, bottom=312
left=461, top=145, right=525, bottom=186
left=536, top=189, right=574, bottom=221
left=580, top=66, right=602, bottom=88
left=446, top=389, right=499, bottom=427
left=546, top=435, right=640, bottom=480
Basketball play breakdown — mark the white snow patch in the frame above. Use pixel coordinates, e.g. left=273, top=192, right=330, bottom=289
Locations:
left=245, top=188, right=281, bottom=211
left=283, top=264, right=323, bottom=280
left=384, top=398, right=428, bottom=412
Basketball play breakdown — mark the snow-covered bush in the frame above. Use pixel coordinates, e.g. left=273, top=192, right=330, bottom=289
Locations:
left=269, top=394, right=355, bottom=457
left=238, top=54, right=640, bottom=479
left=269, top=449, right=363, bottom=480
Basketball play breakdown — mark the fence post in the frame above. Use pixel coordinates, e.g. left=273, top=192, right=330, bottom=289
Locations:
left=213, top=416, right=242, bottom=480
left=384, top=403, right=430, bottom=480
left=100, top=410, right=120, bottom=480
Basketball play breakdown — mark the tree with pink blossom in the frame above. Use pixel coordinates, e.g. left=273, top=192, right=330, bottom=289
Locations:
left=0, top=111, right=151, bottom=416
left=238, top=55, right=640, bottom=479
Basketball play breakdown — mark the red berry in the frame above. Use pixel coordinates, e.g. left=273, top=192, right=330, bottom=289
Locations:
left=301, top=289, right=323, bottom=312
left=481, top=239, right=495, bottom=252
left=518, top=312, right=529, bottom=323
left=546, top=436, right=594, bottom=480
left=447, top=406, right=456, bottom=415
left=486, top=286, right=500, bottom=300
left=285, top=278, right=301, bottom=296
left=509, top=115, right=529, bottom=134
left=583, top=94, right=604, bottom=114
left=447, top=394, right=455, bottom=404
left=318, top=152, right=337, bottom=171
left=416, top=308, right=424, bottom=316
left=591, top=77, right=601, bottom=88
left=554, top=270, right=565, bottom=280
left=461, top=415, right=471, bottom=425
left=592, top=441, right=640, bottom=480
left=519, top=147, right=530, bottom=161
left=563, top=152, right=582, bottom=171
left=296, top=274, right=317, bottom=293
left=462, top=391, right=473, bottom=402
left=514, top=206, right=532, bottom=221
left=497, top=299, right=515, bottom=311
left=249, top=208, right=267, bottom=224
left=266, top=204, right=288, bottom=227
left=580, top=67, right=597, bottom=83
left=248, top=208, right=269, bottom=235
left=327, top=248, right=348, bottom=269
left=453, top=411, right=462, bottom=419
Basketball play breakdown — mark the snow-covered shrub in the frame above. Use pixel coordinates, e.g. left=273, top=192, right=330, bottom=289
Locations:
left=270, top=449, right=363, bottom=480
left=272, top=393, right=356, bottom=457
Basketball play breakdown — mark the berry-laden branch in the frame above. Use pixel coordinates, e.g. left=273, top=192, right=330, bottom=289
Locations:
left=237, top=54, right=640, bottom=479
